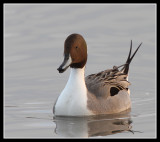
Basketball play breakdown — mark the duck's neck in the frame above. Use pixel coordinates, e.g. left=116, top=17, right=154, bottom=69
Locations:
left=55, top=67, right=91, bottom=116
left=68, top=67, right=85, bottom=85
left=65, top=67, right=87, bottom=95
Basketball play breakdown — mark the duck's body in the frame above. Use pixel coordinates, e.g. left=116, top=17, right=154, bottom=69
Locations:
left=54, top=33, right=142, bottom=116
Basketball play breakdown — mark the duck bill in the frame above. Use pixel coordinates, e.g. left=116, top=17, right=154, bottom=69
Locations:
left=57, top=54, right=71, bottom=73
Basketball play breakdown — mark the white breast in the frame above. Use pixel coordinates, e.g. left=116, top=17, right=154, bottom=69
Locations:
left=55, top=68, right=92, bottom=116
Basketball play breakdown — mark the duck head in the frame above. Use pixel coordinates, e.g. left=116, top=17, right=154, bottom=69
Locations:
left=57, top=34, right=87, bottom=73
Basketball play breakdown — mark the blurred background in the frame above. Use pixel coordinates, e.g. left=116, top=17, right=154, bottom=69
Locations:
left=4, top=4, right=156, bottom=138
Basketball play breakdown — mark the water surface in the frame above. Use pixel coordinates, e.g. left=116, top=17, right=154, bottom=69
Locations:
left=4, top=4, right=156, bottom=138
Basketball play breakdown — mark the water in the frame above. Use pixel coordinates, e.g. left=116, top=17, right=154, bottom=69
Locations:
left=4, top=4, right=156, bottom=138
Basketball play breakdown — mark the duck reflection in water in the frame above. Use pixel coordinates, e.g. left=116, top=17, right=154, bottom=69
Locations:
left=53, top=109, right=134, bottom=137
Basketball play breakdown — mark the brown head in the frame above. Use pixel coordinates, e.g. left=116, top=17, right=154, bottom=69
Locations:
left=57, top=33, right=87, bottom=73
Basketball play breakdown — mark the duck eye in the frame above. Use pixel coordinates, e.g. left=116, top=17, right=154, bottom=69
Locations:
left=75, top=46, right=78, bottom=49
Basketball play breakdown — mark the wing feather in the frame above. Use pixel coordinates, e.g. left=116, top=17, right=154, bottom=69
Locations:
left=85, top=66, right=130, bottom=98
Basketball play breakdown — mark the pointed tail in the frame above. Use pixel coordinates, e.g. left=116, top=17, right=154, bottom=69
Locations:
left=121, top=40, right=142, bottom=74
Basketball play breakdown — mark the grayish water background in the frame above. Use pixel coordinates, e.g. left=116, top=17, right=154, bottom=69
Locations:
left=4, top=4, right=156, bottom=138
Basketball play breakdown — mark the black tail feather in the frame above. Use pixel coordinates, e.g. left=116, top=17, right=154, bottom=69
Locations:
left=121, top=41, right=142, bottom=74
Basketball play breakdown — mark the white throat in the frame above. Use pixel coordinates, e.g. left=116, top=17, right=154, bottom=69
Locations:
left=55, top=67, right=92, bottom=116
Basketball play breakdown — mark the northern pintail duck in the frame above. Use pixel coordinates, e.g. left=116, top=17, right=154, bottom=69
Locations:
left=54, top=33, right=142, bottom=116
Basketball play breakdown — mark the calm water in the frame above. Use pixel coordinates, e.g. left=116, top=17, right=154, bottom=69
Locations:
left=4, top=4, right=156, bottom=138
